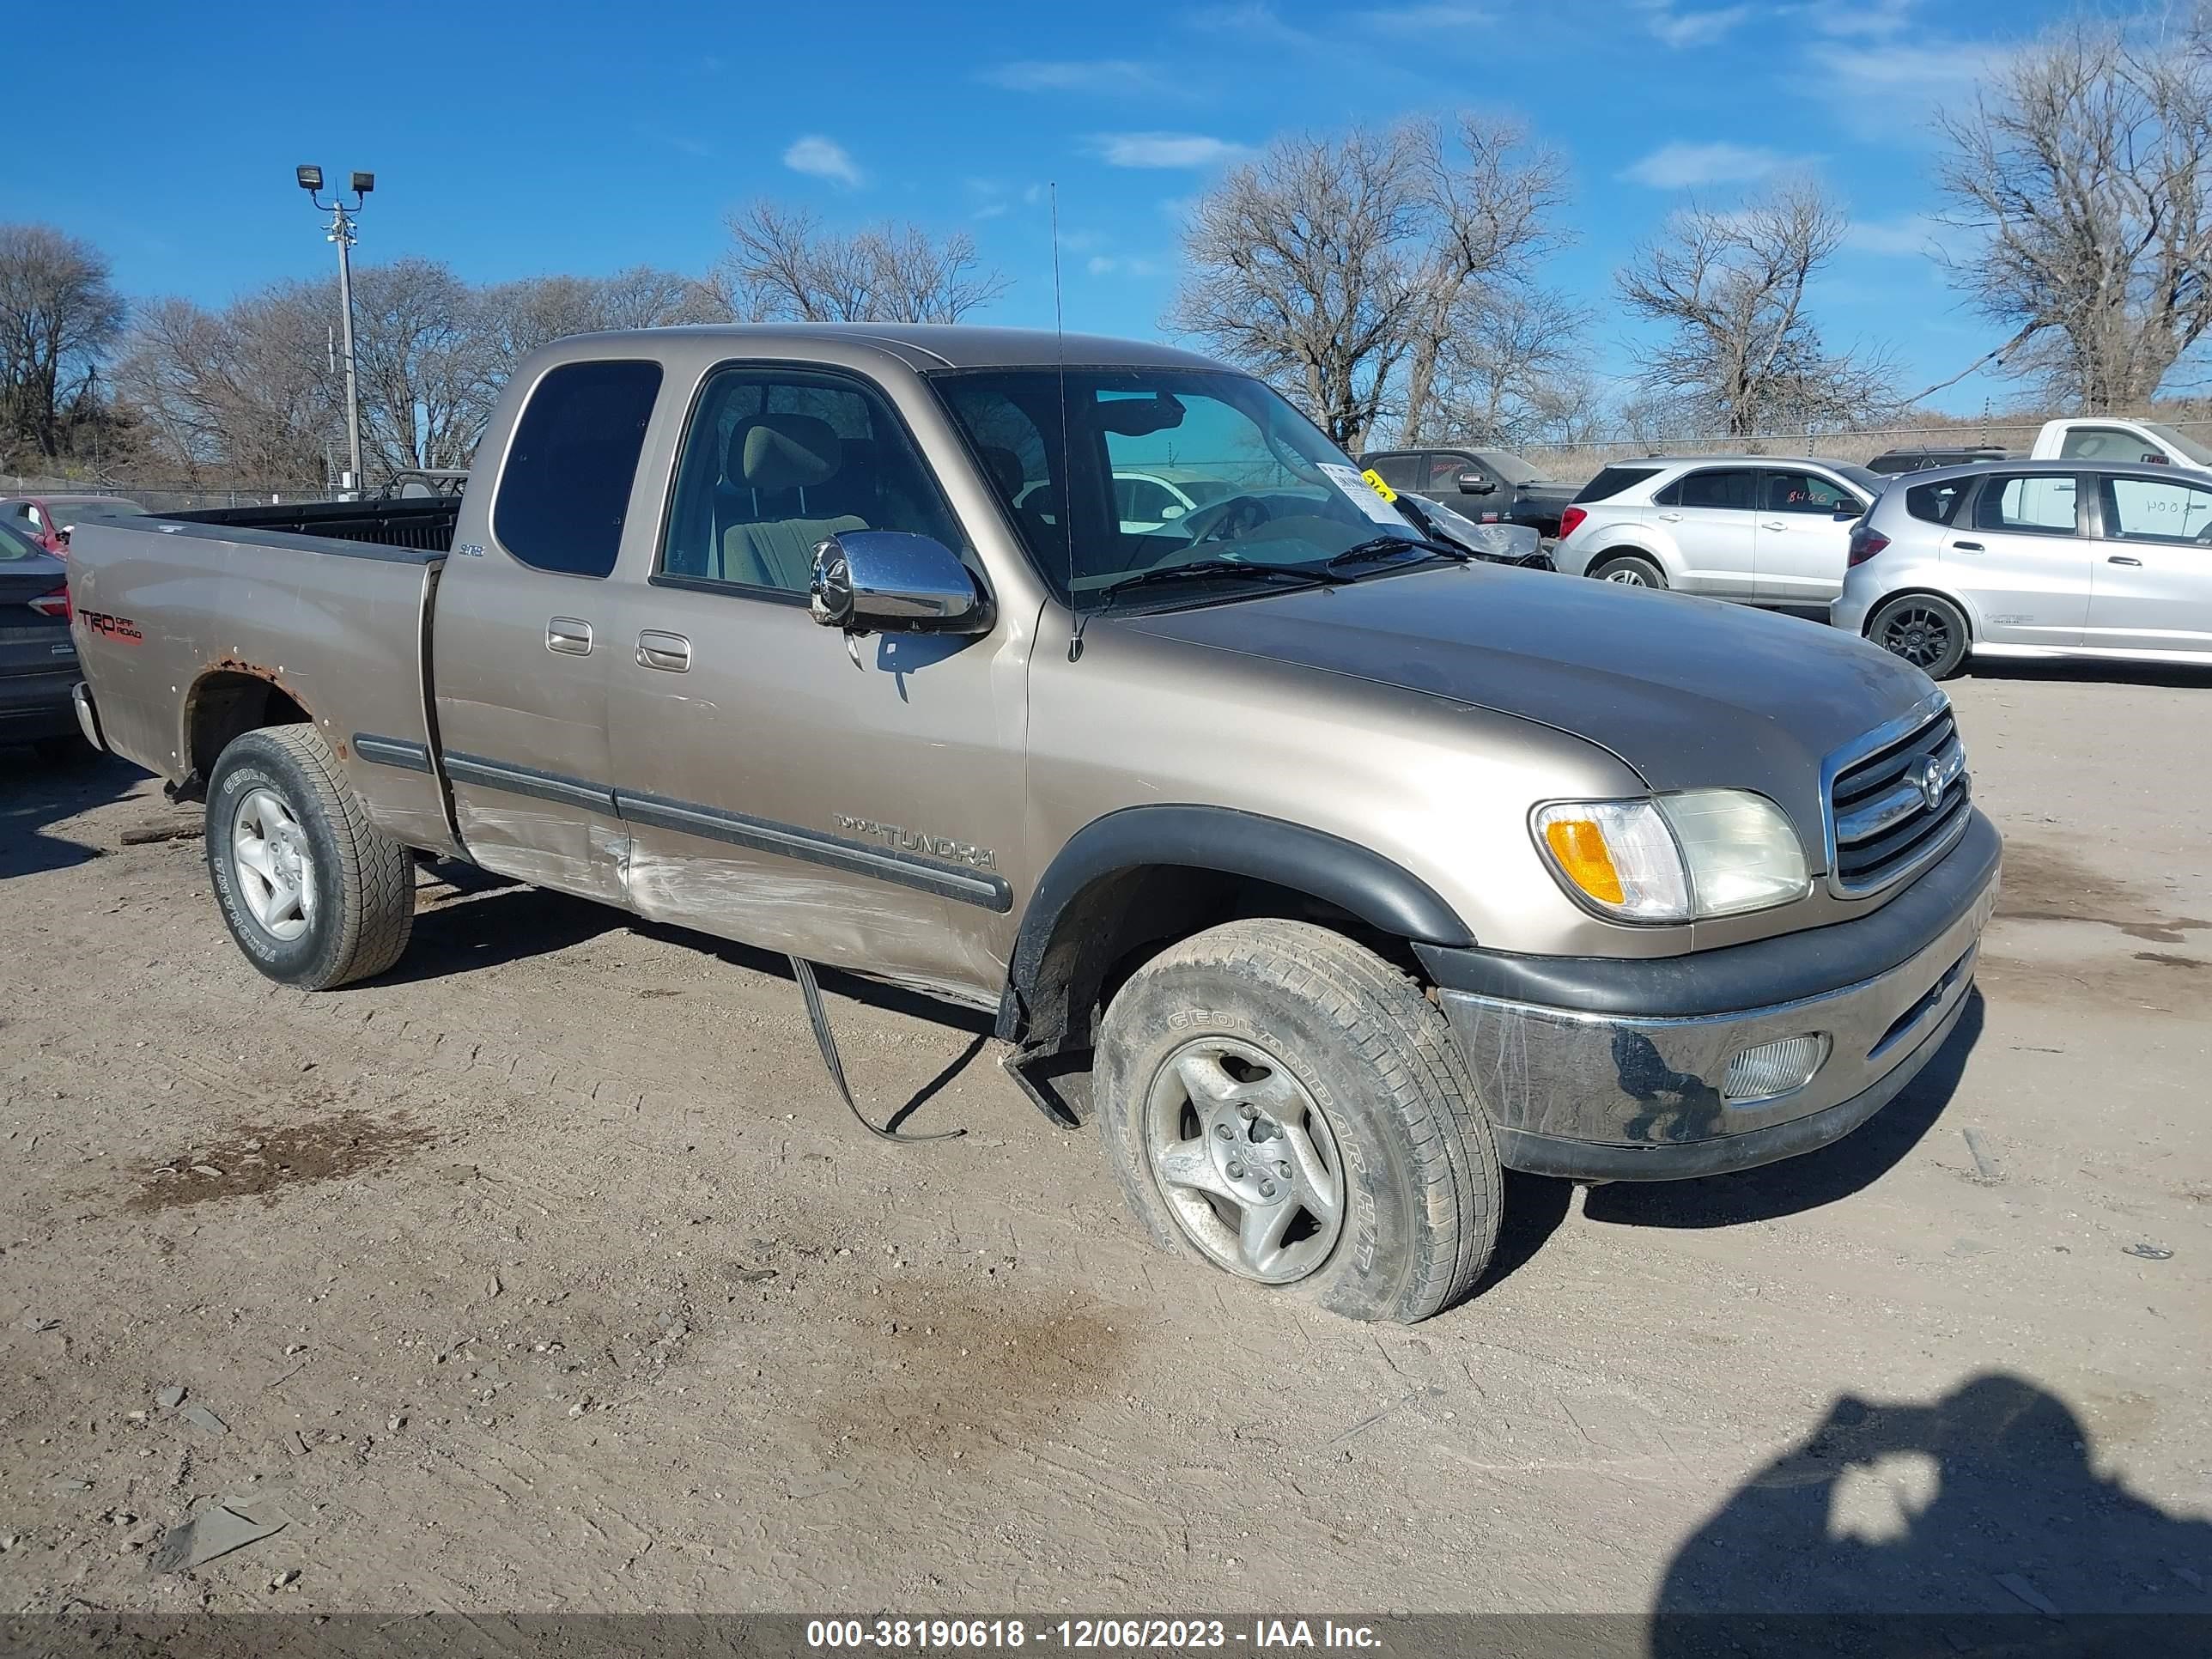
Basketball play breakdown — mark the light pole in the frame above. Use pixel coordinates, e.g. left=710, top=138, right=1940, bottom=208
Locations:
left=295, top=165, right=374, bottom=496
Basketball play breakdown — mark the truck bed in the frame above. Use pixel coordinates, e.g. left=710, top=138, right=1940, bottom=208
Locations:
left=65, top=507, right=458, bottom=854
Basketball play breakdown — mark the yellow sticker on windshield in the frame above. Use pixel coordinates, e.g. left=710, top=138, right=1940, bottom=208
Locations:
left=1360, top=468, right=1398, bottom=503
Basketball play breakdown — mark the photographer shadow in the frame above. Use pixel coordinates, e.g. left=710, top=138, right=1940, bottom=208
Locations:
left=1651, top=1373, right=2212, bottom=1656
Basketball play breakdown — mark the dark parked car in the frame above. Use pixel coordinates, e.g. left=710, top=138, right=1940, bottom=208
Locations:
left=1865, top=446, right=2006, bottom=477
left=0, top=516, right=83, bottom=757
left=1360, top=447, right=1578, bottom=538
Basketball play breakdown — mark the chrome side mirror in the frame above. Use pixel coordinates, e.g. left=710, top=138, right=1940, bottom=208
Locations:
left=1455, top=471, right=1496, bottom=495
left=810, top=531, right=990, bottom=635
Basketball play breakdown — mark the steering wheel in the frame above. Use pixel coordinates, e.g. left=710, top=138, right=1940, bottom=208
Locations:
left=1179, top=494, right=1273, bottom=544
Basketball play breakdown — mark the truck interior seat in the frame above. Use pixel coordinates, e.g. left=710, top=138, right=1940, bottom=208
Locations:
left=716, top=413, right=865, bottom=590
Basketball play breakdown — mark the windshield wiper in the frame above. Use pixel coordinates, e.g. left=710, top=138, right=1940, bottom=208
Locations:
left=1323, top=533, right=1474, bottom=572
left=1068, top=558, right=1344, bottom=660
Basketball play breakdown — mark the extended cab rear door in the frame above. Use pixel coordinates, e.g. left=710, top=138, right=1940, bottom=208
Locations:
left=429, top=357, right=664, bottom=902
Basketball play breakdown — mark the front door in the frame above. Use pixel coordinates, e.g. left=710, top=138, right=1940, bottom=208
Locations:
left=431, top=357, right=665, bottom=902
left=1753, top=468, right=1862, bottom=605
left=601, top=362, right=1024, bottom=1001
left=1953, top=471, right=2093, bottom=647
left=1655, top=466, right=1758, bottom=598
left=2085, top=471, right=2212, bottom=656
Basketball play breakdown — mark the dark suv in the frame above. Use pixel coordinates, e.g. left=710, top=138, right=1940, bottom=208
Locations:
left=1360, top=447, right=1578, bottom=538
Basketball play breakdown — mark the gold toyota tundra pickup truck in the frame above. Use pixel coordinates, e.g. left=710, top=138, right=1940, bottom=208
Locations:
left=65, top=325, right=1996, bottom=1323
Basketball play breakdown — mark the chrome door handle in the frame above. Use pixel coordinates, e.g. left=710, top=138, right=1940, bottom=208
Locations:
left=1657, top=512, right=1682, bottom=522
left=547, top=617, right=593, bottom=655
left=636, top=630, right=692, bottom=672
left=2106, top=555, right=2143, bottom=566
left=1760, top=520, right=1787, bottom=531
left=1949, top=541, right=1984, bottom=553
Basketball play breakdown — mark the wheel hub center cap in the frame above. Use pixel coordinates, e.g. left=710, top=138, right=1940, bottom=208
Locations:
left=1210, top=1112, right=1295, bottom=1202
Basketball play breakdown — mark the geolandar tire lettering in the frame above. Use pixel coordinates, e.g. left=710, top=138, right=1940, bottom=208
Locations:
left=205, top=724, right=416, bottom=991
left=1093, top=918, right=1501, bottom=1324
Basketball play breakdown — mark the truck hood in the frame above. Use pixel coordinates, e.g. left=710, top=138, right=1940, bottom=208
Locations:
left=1117, top=563, right=1936, bottom=866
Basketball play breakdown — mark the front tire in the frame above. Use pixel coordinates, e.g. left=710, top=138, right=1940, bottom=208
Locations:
left=205, top=724, right=415, bottom=989
left=1867, top=592, right=1970, bottom=679
left=1095, top=919, right=1501, bottom=1324
left=1590, top=552, right=1666, bottom=588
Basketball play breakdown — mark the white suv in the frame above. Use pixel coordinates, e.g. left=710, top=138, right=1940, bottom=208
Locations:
left=1553, top=456, right=1884, bottom=607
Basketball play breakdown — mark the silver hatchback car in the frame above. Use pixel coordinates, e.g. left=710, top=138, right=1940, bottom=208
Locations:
left=1833, top=459, right=2212, bottom=678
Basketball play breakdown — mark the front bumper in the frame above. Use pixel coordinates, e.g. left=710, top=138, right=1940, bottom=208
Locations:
left=1425, top=809, right=2000, bottom=1181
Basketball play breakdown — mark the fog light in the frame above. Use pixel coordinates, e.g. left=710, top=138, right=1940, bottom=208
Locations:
left=1723, top=1035, right=1830, bottom=1103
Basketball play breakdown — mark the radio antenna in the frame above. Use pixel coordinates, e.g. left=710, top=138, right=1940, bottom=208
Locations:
left=1051, top=181, right=1083, bottom=662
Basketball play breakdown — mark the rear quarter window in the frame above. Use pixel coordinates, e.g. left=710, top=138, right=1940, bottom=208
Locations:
left=1905, top=479, right=1970, bottom=525
left=495, top=359, right=664, bottom=578
left=1572, top=465, right=1660, bottom=504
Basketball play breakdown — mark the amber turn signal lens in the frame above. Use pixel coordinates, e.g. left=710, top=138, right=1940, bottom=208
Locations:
left=1542, top=817, right=1625, bottom=905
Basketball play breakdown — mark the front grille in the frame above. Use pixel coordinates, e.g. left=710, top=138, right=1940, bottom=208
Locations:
left=1826, top=704, right=1971, bottom=895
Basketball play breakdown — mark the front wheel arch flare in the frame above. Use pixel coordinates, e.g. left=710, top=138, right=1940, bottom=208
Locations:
left=1001, top=805, right=1474, bottom=1049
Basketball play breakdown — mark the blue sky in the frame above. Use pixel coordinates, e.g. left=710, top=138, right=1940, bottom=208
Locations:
left=7, top=0, right=2087, bottom=416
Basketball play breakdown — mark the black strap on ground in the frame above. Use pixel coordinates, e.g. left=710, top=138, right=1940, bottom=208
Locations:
left=789, top=955, right=965, bottom=1144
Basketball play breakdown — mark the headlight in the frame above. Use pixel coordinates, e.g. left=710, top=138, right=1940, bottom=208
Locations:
left=1533, top=790, right=1810, bottom=922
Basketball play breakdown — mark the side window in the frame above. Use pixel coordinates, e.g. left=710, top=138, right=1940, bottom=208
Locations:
left=1674, top=469, right=1756, bottom=510
left=495, top=359, right=662, bottom=578
left=1428, top=453, right=1482, bottom=492
left=1115, top=475, right=1180, bottom=526
left=659, top=367, right=965, bottom=594
left=1905, top=479, right=1970, bottom=525
left=2100, top=475, right=2212, bottom=544
left=1763, top=471, right=1856, bottom=514
left=1973, top=473, right=2079, bottom=535
left=1364, top=453, right=1424, bottom=491
left=2059, top=426, right=2160, bottom=464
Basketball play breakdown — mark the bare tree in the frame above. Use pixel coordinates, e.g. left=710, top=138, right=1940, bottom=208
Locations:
left=1616, top=181, right=1898, bottom=436
left=478, top=267, right=731, bottom=363
left=1431, top=285, right=1595, bottom=447
left=1935, top=11, right=2212, bottom=410
left=112, top=286, right=339, bottom=486
left=719, top=201, right=1010, bottom=325
left=1401, top=115, right=1571, bottom=443
left=0, top=223, right=127, bottom=463
left=347, top=258, right=497, bottom=472
left=1169, top=125, right=1427, bottom=448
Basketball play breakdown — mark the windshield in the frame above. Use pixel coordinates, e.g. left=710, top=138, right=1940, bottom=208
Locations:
left=1836, top=464, right=1886, bottom=496
left=1475, top=450, right=1542, bottom=485
left=933, top=368, right=1425, bottom=605
left=2139, top=422, right=2212, bottom=468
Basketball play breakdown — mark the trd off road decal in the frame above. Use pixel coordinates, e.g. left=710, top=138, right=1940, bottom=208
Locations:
left=79, top=611, right=143, bottom=643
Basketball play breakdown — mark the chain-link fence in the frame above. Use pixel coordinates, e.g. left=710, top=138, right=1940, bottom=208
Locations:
left=1516, top=416, right=2212, bottom=483
left=0, top=475, right=315, bottom=515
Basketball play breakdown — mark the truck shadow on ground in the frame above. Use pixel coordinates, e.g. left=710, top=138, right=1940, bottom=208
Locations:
left=1582, top=991, right=1984, bottom=1233
left=0, top=745, right=143, bottom=879
left=1650, top=1370, right=2212, bottom=1653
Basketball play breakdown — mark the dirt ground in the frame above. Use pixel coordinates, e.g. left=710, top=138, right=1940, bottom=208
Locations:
left=0, top=660, right=2207, bottom=1632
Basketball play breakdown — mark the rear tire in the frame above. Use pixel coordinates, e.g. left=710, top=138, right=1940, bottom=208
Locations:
left=1867, top=592, right=1971, bottom=680
left=1590, top=552, right=1666, bottom=588
left=205, top=724, right=415, bottom=989
left=1094, top=919, right=1501, bottom=1324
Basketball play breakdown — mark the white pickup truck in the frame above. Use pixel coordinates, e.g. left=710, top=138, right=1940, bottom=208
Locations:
left=2027, top=416, right=2212, bottom=471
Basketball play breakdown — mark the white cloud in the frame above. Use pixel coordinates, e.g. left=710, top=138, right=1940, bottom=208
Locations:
left=1351, top=3, right=1491, bottom=30
left=980, top=59, right=1170, bottom=95
left=1793, top=0, right=1916, bottom=38
left=1090, top=132, right=1251, bottom=168
left=1845, top=216, right=1936, bottom=257
left=1808, top=39, right=2002, bottom=143
left=1086, top=255, right=1166, bottom=277
left=1620, top=140, right=1796, bottom=188
left=1649, top=5, right=1752, bottom=47
left=782, top=135, right=863, bottom=188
